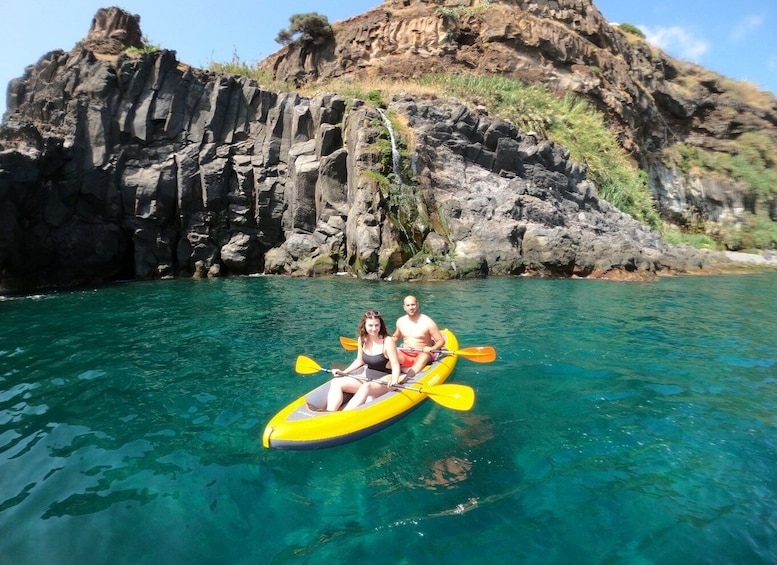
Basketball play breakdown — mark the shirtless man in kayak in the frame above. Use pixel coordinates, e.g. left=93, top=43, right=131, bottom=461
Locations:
left=393, top=295, right=446, bottom=378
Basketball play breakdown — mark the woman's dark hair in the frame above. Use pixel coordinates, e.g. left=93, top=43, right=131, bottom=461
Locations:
left=357, top=310, right=389, bottom=344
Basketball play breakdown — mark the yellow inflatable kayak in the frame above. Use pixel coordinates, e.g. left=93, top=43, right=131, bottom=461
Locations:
left=263, top=329, right=459, bottom=450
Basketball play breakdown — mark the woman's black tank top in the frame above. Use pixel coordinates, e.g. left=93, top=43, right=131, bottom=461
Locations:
left=362, top=350, right=390, bottom=373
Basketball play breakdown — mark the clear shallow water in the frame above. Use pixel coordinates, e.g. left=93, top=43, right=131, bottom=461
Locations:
left=1, top=274, right=776, bottom=564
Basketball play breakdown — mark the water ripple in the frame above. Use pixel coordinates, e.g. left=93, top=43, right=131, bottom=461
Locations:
left=1, top=275, right=776, bottom=563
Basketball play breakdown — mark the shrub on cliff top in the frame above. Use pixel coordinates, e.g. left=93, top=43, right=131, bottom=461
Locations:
left=275, top=13, right=333, bottom=46
left=618, top=23, right=646, bottom=39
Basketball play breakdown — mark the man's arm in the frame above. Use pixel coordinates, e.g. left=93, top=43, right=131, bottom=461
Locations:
left=426, top=318, right=445, bottom=352
left=392, top=321, right=401, bottom=341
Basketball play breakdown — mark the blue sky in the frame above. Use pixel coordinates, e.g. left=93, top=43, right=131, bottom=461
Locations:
left=1, top=0, right=775, bottom=114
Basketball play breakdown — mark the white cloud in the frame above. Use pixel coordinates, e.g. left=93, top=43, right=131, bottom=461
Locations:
left=731, top=15, right=763, bottom=42
left=640, top=25, right=710, bottom=63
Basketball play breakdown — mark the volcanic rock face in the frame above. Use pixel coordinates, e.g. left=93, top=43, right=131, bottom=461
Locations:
left=263, top=0, right=777, bottom=226
left=0, top=5, right=754, bottom=290
left=80, top=6, right=144, bottom=54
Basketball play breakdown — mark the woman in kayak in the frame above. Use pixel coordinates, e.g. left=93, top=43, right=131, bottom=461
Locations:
left=326, top=309, right=403, bottom=411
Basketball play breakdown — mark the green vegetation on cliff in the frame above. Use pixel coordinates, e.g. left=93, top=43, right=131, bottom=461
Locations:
left=664, top=132, right=777, bottom=250
left=274, top=13, right=333, bottom=46
left=125, top=35, right=160, bottom=54
left=208, top=52, right=284, bottom=89
left=418, top=74, right=662, bottom=230
left=617, top=23, right=646, bottom=39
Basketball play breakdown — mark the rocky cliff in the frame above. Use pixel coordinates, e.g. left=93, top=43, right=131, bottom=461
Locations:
left=263, top=0, right=777, bottom=235
left=0, top=4, right=768, bottom=291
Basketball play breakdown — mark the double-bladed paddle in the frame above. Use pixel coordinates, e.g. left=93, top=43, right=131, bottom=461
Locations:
left=294, top=355, right=475, bottom=411
left=338, top=336, right=497, bottom=363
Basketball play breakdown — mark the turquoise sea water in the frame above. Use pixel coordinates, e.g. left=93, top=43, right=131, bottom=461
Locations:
left=1, top=273, right=776, bottom=564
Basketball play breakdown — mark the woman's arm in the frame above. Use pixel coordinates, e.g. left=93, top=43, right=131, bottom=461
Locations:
left=384, top=337, right=402, bottom=386
left=333, top=341, right=364, bottom=376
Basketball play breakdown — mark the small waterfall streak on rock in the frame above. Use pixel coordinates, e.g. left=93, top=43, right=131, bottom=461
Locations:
left=377, top=108, right=417, bottom=254
left=378, top=109, right=402, bottom=179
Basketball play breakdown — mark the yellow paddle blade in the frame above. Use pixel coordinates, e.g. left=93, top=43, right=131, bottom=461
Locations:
left=339, top=336, right=358, bottom=350
left=414, top=383, right=475, bottom=411
left=295, top=355, right=324, bottom=374
left=456, top=347, right=497, bottom=363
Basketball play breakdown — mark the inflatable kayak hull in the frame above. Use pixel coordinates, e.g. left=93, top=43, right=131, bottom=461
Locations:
left=263, top=329, right=458, bottom=450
